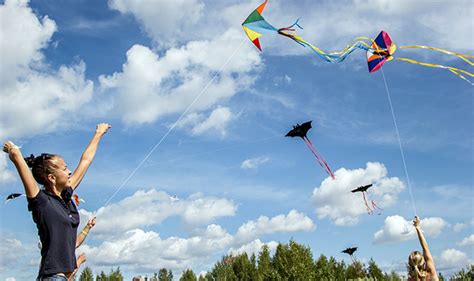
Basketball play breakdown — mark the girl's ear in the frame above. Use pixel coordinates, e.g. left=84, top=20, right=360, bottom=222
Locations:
left=47, top=173, right=56, bottom=186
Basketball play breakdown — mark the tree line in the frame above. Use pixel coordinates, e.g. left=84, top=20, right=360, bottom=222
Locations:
left=77, top=240, right=474, bottom=281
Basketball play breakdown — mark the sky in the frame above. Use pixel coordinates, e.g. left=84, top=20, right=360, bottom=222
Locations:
left=0, top=0, right=473, bottom=279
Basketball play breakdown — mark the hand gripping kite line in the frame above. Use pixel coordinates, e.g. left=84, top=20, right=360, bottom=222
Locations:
left=285, top=121, right=335, bottom=179
left=242, top=0, right=474, bottom=85
left=351, top=184, right=383, bottom=215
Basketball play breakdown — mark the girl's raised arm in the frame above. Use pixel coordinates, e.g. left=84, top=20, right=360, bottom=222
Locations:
left=3, top=141, right=39, bottom=198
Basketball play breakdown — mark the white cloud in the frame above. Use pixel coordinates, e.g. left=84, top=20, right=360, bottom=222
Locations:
left=373, top=215, right=448, bottom=244
left=0, top=154, right=16, bottom=184
left=88, top=189, right=236, bottom=236
left=240, top=156, right=270, bottom=170
left=0, top=235, right=24, bottom=271
left=438, top=249, right=471, bottom=270
left=190, top=107, right=233, bottom=137
left=453, top=223, right=467, bottom=233
left=80, top=209, right=312, bottom=274
left=108, top=0, right=205, bottom=47
left=311, top=162, right=405, bottom=226
left=457, top=234, right=474, bottom=247
left=82, top=225, right=233, bottom=272
left=0, top=0, right=56, bottom=85
left=0, top=0, right=94, bottom=139
left=234, top=209, right=315, bottom=244
left=228, top=239, right=278, bottom=258
left=6, top=278, right=16, bottom=281
left=99, top=29, right=261, bottom=126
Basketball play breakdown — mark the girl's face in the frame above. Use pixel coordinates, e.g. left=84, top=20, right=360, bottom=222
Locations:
left=50, top=157, right=71, bottom=188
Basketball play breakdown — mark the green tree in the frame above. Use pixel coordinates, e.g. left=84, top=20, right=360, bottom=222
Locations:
left=180, top=269, right=197, bottom=281
left=450, top=264, right=474, bottom=280
left=333, top=258, right=347, bottom=281
left=96, top=271, right=108, bottom=281
left=257, top=244, right=277, bottom=280
left=109, top=267, right=124, bottom=281
left=158, top=268, right=173, bottom=281
left=272, top=240, right=316, bottom=280
left=346, top=260, right=366, bottom=279
left=383, top=270, right=402, bottom=281
left=210, top=255, right=238, bottom=281
left=230, top=253, right=258, bottom=280
left=314, top=254, right=331, bottom=279
left=79, top=267, right=94, bottom=281
left=367, top=258, right=384, bottom=280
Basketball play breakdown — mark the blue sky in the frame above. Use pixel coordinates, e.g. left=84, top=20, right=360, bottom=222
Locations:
left=0, top=0, right=472, bottom=279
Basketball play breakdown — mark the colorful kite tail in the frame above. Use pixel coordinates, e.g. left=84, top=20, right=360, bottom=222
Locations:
left=395, top=57, right=474, bottom=85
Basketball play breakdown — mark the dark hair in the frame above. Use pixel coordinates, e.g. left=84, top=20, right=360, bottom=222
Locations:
left=24, top=153, right=60, bottom=186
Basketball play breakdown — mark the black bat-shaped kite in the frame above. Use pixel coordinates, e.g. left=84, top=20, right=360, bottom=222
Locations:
left=285, top=121, right=335, bottom=179
left=5, top=193, right=24, bottom=203
left=351, top=184, right=382, bottom=215
left=342, top=247, right=358, bottom=262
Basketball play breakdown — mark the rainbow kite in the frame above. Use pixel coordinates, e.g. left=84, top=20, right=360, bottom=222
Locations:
left=242, top=0, right=474, bottom=85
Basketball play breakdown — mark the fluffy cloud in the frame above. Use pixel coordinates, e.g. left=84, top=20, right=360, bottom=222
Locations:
left=453, top=223, right=467, bottom=233
left=457, top=234, right=474, bottom=247
left=240, top=156, right=270, bottom=170
left=0, top=235, right=24, bottom=271
left=0, top=154, right=16, bottom=184
left=312, top=162, right=405, bottom=226
left=80, top=208, right=313, bottom=273
left=234, top=209, right=315, bottom=244
left=176, top=106, right=234, bottom=137
left=82, top=225, right=233, bottom=271
left=373, top=215, right=448, bottom=244
left=108, top=0, right=205, bottom=47
left=87, top=189, right=237, bottom=235
left=228, top=239, right=278, bottom=257
left=108, top=0, right=472, bottom=53
left=99, top=29, right=260, bottom=127
left=438, top=249, right=471, bottom=270
left=0, top=0, right=94, bottom=139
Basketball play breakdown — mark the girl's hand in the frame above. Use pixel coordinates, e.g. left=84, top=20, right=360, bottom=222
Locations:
left=413, top=216, right=421, bottom=228
left=86, top=217, right=96, bottom=229
left=96, top=123, right=111, bottom=136
left=3, top=141, right=21, bottom=160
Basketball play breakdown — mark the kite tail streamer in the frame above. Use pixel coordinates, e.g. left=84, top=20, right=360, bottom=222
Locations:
left=303, top=138, right=326, bottom=170
left=399, top=45, right=474, bottom=66
left=362, top=192, right=373, bottom=214
left=277, top=22, right=372, bottom=64
left=395, top=57, right=474, bottom=85
left=371, top=200, right=383, bottom=215
left=304, top=137, right=336, bottom=179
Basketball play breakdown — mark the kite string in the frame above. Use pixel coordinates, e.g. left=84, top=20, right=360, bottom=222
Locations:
left=98, top=41, right=245, bottom=211
left=379, top=67, right=418, bottom=216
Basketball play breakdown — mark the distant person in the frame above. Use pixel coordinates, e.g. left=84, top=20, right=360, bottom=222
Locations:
left=3, top=123, right=111, bottom=280
left=408, top=216, right=438, bottom=281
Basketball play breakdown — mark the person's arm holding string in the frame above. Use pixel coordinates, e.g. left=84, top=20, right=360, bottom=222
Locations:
left=69, top=218, right=96, bottom=281
left=76, top=217, right=96, bottom=248
left=3, top=141, right=39, bottom=198
left=413, top=216, right=439, bottom=280
left=69, top=123, right=111, bottom=190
